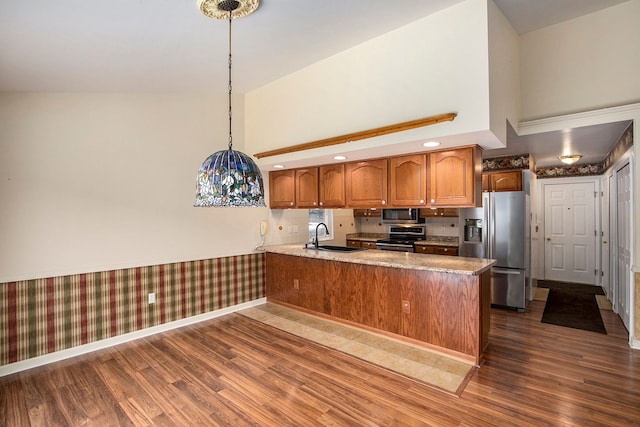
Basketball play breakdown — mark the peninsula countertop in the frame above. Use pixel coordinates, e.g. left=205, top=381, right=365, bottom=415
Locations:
left=260, top=244, right=495, bottom=276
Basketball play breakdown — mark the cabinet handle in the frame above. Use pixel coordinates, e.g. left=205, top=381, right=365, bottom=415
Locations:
left=381, top=200, right=386, bottom=205
left=319, top=202, right=323, bottom=206
left=290, top=202, right=294, bottom=206
left=420, top=199, right=424, bottom=204
left=431, top=199, right=435, bottom=203
left=313, top=202, right=317, bottom=206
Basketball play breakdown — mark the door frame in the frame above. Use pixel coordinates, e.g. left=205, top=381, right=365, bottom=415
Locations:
left=605, top=148, right=634, bottom=332
left=538, top=176, right=602, bottom=284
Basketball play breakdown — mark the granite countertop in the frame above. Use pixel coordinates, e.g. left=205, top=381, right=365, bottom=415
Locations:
left=260, top=244, right=495, bottom=276
left=346, top=233, right=387, bottom=242
left=414, top=236, right=459, bottom=247
left=348, top=234, right=459, bottom=247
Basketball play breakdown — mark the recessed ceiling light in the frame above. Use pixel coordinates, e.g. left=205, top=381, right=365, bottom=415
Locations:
left=423, top=141, right=440, bottom=148
left=333, top=155, right=347, bottom=160
left=273, top=164, right=285, bottom=169
left=559, top=155, right=582, bottom=165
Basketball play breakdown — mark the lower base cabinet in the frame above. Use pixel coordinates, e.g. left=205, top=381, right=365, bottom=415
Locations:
left=414, top=245, right=459, bottom=256
left=265, top=252, right=490, bottom=365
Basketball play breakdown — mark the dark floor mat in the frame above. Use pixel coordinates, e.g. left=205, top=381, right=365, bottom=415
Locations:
left=541, top=289, right=607, bottom=334
left=537, top=280, right=605, bottom=295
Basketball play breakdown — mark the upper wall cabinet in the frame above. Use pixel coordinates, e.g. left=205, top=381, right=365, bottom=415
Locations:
left=429, top=146, right=482, bottom=207
left=318, top=164, right=346, bottom=208
left=269, top=169, right=295, bottom=208
left=484, top=170, right=522, bottom=192
left=295, top=168, right=319, bottom=208
left=345, top=159, right=388, bottom=208
left=389, top=154, right=427, bottom=207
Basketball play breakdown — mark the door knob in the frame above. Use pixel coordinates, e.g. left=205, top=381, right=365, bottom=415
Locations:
left=546, top=237, right=551, bottom=241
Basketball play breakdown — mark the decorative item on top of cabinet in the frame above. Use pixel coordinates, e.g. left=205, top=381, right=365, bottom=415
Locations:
left=295, top=168, right=319, bottom=208
left=345, top=159, right=388, bottom=208
left=269, top=169, right=295, bottom=208
left=319, top=164, right=345, bottom=208
left=389, top=154, right=427, bottom=206
left=484, top=170, right=522, bottom=192
left=428, top=146, right=482, bottom=207
left=353, top=208, right=381, bottom=218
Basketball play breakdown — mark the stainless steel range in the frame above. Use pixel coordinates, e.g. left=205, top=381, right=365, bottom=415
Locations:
left=376, top=225, right=426, bottom=252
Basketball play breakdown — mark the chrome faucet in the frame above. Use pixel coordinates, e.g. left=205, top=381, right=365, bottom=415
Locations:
left=314, top=222, right=329, bottom=249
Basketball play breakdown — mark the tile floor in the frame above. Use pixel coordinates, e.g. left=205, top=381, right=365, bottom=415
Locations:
left=239, top=303, right=475, bottom=395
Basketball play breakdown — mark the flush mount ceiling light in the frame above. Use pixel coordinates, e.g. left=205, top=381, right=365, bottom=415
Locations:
left=423, top=141, right=441, bottom=148
left=194, top=0, right=265, bottom=207
left=559, top=154, right=582, bottom=165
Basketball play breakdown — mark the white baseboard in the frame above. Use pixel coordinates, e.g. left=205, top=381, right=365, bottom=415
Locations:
left=0, top=298, right=266, bottom=378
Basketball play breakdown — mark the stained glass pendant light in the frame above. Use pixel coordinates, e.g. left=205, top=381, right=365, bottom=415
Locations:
left=194, top=0, right=265, bottom=207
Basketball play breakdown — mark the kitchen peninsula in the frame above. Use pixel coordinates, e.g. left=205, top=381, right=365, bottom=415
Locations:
left=263, top=245, right=495, bottom=365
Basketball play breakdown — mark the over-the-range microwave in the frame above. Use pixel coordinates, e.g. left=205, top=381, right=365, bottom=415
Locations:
left=381, top=208, right=424, bottom=224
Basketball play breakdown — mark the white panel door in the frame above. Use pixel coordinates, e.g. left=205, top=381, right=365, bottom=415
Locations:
left=544, top=182, right=596, bottom=284
left=601, top=175, right=611, bottom=298
left=616, top=164, right=631, bottom=330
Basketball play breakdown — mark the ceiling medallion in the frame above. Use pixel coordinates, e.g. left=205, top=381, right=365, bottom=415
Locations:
left=198, top=0, right=259, bottom=20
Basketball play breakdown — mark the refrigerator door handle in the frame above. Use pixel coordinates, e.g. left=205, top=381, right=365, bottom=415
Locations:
left=490, top=196, right=496, bottom=258
left=492, top=268, right=522, bottom=275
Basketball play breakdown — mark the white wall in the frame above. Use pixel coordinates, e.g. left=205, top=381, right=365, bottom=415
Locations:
left=245, top=0, right=497, bottom=167
left=520, top=0, right=640, bottom=121
left=487, top=0, right=521, bottom=144
left=0, top=93, right=268, bottom=282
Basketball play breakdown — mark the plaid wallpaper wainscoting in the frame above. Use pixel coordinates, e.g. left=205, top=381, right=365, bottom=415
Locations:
left=0, top=253, right=265, bottom=366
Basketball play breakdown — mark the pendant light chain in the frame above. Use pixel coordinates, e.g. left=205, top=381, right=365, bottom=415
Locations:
left=227, top=10, right=233, bottom=150
left=194, top=0, right=265, bottom=207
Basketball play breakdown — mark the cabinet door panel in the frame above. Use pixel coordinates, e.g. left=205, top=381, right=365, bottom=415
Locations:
left=269, top=170, right=295, bottom=208
left=319, top=164, right=345, bottom=208
left=389, top=154, right=427, bottom=206
left=429, top=147, right=481, bottom=207
left=295, top=168, right=318, bottom=208
left=489, top=171, right=522, bottom=192
left=346, top=160, right=388, bottom=208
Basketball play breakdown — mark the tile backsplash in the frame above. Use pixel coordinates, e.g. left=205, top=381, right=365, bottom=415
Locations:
left=424, top=217, right=459, bottom=237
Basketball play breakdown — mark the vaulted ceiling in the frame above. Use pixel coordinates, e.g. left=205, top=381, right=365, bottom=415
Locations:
left=0, top=0, right=632, bottom=166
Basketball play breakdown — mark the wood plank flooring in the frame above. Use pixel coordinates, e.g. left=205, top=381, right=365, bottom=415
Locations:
left=1, top=300, right=639, bottom=426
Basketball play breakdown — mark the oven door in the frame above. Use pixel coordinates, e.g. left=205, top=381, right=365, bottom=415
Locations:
left=376, top=242, right=415, bottom=252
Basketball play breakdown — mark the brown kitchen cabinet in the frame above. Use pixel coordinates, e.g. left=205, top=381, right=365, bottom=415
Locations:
left=318, top=164, right=346, bottom=208
left=389, top=154, right=427, bottom=207
left=415, top=245, right=458, bottom=256
left=266, top=253, right=324, bottom=312
left=419, top=208, right=458, bottom=217
left=484, top=170, right=522, bottom=192
left=295, top=167, right=319, bottom=208
left=346, top=239, right=361, bottom=248
left=345, top=159, right=388, bottom=208
left=347, top=239, right=377, bottom=249
left=353, top=208, right=381, bottom=218
left=428, top=146, right=482, bottom=207
left=269, top=169, right=295, bottom=208
left=265, top=252, right=490, bottom=365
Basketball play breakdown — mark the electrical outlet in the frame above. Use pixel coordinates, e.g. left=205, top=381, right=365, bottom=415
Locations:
left=402, top=300, right=411, bottom=314
left=148, top=293, right=155, bottom=304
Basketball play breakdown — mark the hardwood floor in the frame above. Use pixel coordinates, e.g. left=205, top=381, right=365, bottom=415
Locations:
left=1, top=300, right=639, bottom=426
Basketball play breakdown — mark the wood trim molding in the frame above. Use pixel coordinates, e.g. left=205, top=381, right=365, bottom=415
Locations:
left=254, top=112, right=457, bottom=159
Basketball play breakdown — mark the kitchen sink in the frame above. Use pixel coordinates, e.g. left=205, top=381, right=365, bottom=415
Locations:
left=311, top=245, right=366, bottom=252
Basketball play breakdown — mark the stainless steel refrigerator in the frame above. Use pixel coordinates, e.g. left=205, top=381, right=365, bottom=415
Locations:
left=459, top=191, right=531, bottom=311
